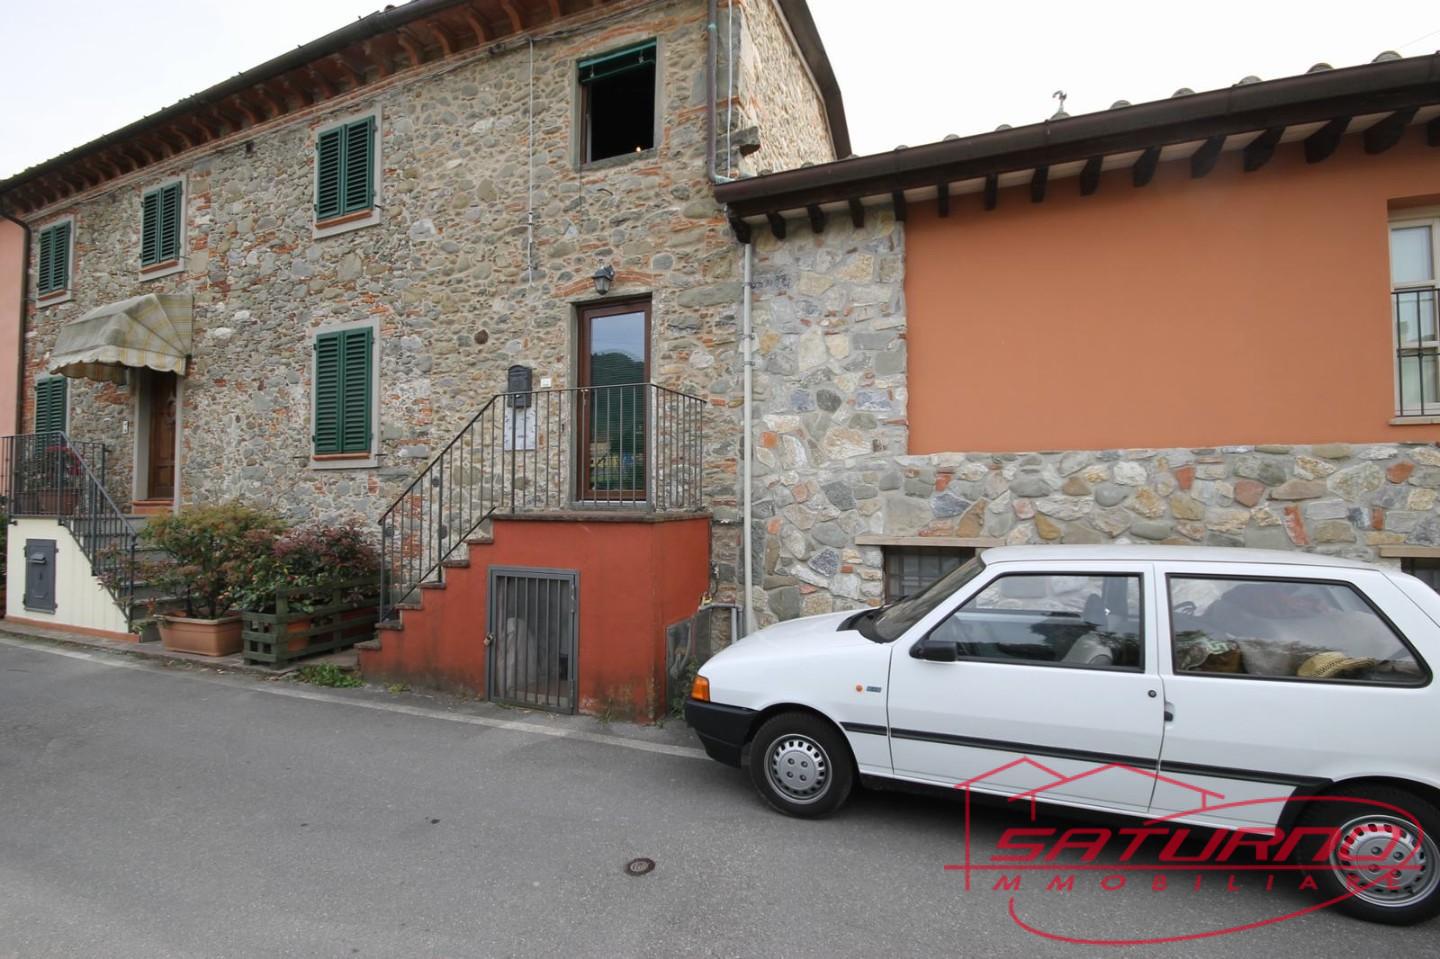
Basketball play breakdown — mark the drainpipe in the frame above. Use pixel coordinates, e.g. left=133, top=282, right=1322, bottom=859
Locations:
left=705, top=0, right=718, bottom=183
left=741, top=241, right=756, bottom=636
left=0, top=205, right=29, bottom=436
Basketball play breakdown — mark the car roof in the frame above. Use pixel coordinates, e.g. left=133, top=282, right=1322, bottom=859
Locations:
left=979, top=544, right=1385, bottom=571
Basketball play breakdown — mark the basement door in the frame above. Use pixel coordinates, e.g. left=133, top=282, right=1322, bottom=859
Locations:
left=487, top=567, right=578, bottom=714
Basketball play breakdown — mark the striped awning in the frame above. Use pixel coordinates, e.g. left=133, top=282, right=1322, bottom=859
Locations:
left=48, top=293, right=192, bottom=383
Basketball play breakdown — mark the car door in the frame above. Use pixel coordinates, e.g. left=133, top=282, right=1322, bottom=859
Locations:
left=1152, top=562, right=1435, bottom=829
left=885, top=560, right=1166, bottom=815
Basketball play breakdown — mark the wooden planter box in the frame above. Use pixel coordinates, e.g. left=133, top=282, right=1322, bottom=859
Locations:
left=240, top=578, right=379, bottom=666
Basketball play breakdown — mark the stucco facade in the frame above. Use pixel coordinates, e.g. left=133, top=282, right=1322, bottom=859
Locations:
left=742, top=125, right=1440, bottom=624
left=12, top=0, right=833, bottom=608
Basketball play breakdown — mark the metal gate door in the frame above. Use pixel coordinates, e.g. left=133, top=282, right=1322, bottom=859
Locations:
left=487, top=567, right=577, bottom=713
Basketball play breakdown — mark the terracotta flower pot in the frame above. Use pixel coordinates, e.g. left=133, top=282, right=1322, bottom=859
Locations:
left=159, top=614, right=243, bottom=657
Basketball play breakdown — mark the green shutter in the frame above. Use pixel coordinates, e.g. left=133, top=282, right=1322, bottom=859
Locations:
left=339, top=327, right=373, bottom=453
left=315, top=127, right=344, bottom=221
left=34, top=378, right=67, bottom=435
left=578, top=40, right=657, bottom=84
left=313, top=333, right=342, bottom=454
left=342, top=118, right=374, bottom=215
left=313, top=328, right=373, bottom=455
left=37, top=222, right=71, bottom=296
left=159, top=182, right=182, bottom=262
left=141, top=189, right=160, bottom=265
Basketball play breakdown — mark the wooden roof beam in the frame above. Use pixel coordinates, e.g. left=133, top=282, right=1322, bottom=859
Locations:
left=1079, top=156, right=1103, bottom=196
left=805, top=204, right=826, bottom=234
left=727, top=213, right=751, bottom=244
left=331, top=51, right=369, bottom=85
left=1132, top=146, right=1161, bottom=186
left=1190, top=135, right=1225, bottom=177
left=936, top=180, right=949, bottom=217
left=306, top=64, right=338, bottom=99
left=1428, top=116, right=1440, bottom=146
left=765, top=211, right=786, bottom=239
left=462, top=6, right=490, bottom=44
left=1304, top=117, right=1349, bottom=163
left=1029, top=165, right=1049, bottom=202
left=499, top=0, right=524, bottom=32
left=1243, top=127, right=1284, bottom=171
left=423, top=19, right=457, bottom=57
left=394, top=31, right=425, bottom=67
left=982, top=173, right=998, bottom=210
left=256, top=84, right=289, bottom=117
left=1364, top=107, right=1417, bottom=154
left=848, top=197, right=864, bottom=229
left=890, top=191, right=907, bottom=222
left=548, top=0, right=563, bottom=19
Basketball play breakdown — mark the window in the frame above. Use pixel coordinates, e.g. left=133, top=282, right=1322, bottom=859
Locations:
left=1389, top=214, right=1440, bottom=416
left=579, top=40, right=656, bottom=163
left=315, top=117, right=376, bottom=223
left=34, top=377, right=67, bottom=434
left=141, top=182, right=183, bottom=268
left=312, top=327, right=373, bottom=456
left=37, top=221, right=71, bottom=298
left=1401, top=557, right=1440, bottom=592
left=1168, top=576, right=1424, bottom=684
left=883, top=546, right=974, bottom=602
left=928, top=573, right=1144, bottom=669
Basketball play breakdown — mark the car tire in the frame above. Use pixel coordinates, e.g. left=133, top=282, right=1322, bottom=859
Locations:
left=1295, top=784, right=1440, bottom=926
left=748, top=711, right=854, bottom=818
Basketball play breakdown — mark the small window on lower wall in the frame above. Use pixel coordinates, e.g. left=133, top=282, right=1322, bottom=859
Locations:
left=1401, top=557, right=1440, bottom=592
left=883, top=546, right=975, bottom=602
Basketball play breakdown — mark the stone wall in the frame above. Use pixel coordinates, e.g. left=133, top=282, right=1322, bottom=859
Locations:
left=745, top=209, right=1440, bottom=625
left=731, top=0, right=836, bottom=175
left=16, top=0, right=829, bottom=601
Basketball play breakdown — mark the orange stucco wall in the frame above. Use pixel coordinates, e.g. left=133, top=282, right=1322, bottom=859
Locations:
left=904, top=133, right=1440, bottom=454
left=359, top=515, right=711, bottom=721
left=0, top=219, right=22, bottom=435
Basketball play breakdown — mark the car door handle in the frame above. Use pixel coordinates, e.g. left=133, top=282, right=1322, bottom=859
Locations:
left=1164, top=701, right=1175, bottom=722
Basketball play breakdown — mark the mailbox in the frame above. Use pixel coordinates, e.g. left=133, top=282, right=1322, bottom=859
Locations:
left=507, top=364, right=533, bottom=408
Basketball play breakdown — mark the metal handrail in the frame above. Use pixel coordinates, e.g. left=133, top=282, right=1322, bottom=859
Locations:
left=1, top=431, right=139, bottom=626
left=378, top=382, right=705, bottom=623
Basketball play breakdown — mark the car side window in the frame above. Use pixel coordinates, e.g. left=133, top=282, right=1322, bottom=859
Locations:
left=1168, top=576, right=1425, bottom=685
left=929, top=574, right=1144, bottom=670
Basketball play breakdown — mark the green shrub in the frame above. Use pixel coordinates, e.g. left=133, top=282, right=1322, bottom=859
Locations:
left=139, top=503, right=286, bottom=619
left=294, top=664, right=363, bottom=687
left=230, top=519, right=380, bottom=614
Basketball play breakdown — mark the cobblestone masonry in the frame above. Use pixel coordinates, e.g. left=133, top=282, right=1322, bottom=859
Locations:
left=745, top=211, right=1440, bottom=624
left=19, top=0, right=831, bottom=605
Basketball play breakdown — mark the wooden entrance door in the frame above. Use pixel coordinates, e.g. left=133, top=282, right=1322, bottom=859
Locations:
left=147, top=372, right=177, bottom=500
left=577, top=299, right=650, bottom=502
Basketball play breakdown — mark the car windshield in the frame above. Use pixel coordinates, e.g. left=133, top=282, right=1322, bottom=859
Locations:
left=857, top=556, right=986, bottom=642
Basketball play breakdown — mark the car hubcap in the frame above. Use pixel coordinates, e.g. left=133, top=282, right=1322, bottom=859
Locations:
left=766, top=735, right=830, bottom=804
left=1331, top=814, right=1438, bottom=907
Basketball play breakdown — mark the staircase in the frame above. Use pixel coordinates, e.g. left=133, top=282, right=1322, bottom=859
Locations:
left=378, top=382, right=704, bottom=623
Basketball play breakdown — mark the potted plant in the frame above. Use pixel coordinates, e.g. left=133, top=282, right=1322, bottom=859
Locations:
left=232, top=519, right=381, bottom=657
left=139, top=503, right=285, bottom=656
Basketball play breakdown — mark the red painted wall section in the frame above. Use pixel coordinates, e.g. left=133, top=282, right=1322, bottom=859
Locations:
left=359, top=515, right=711, bottom=722
left=0, top=219, right=23, bottom=435
left=904, top=133, right=1440, bottom=453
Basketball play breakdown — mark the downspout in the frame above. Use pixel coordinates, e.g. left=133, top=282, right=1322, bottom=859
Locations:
left=705, top=0, right=718, bottom=183
left=0, top=205, right=29, bottom=436
left=741, top=241, right=756, bottom=635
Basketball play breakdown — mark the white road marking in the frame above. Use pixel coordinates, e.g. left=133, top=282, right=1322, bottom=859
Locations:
left=0, top=634, right=707, bottom=760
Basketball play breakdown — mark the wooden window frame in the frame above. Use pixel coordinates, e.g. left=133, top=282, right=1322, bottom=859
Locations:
left=36, top=218, right=74, bottom=304
left=313, top=108, right=381, bottom=239
left=1389, top=211, right=1440, bottom=419
left=575, top=296, right=652, bottom=502
left=576, top=39, right=660, bottom=168
left=309, top=319, right=380, bottom=469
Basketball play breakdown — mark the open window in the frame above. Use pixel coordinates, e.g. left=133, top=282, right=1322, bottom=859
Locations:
left=579, top=40, right=656, bottom=164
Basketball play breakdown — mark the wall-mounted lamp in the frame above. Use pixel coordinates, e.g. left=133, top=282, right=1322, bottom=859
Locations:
left=591, top=264, right=615, bottom=296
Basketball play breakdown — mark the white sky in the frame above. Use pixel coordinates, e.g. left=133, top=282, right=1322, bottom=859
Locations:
left=1, top=0, right=1437, bottom=178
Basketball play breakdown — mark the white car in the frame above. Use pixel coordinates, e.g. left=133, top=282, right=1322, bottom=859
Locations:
left=686, top=545, right=1440, bottom=925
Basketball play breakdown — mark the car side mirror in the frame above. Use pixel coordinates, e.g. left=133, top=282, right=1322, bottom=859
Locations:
left=912, top=638, right=957, bottom=662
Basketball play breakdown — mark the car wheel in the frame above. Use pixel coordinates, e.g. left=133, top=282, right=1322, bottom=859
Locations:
left=748, top=712, right=854, bottom=818
left=1296, top=785, right=1440, bottom=925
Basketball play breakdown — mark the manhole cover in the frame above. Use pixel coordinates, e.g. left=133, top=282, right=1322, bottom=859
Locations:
left=625, top=857, right=656, bottom=877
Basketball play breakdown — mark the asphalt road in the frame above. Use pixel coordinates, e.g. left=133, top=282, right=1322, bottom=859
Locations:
left=0, top=635, right=1435, bottom=959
